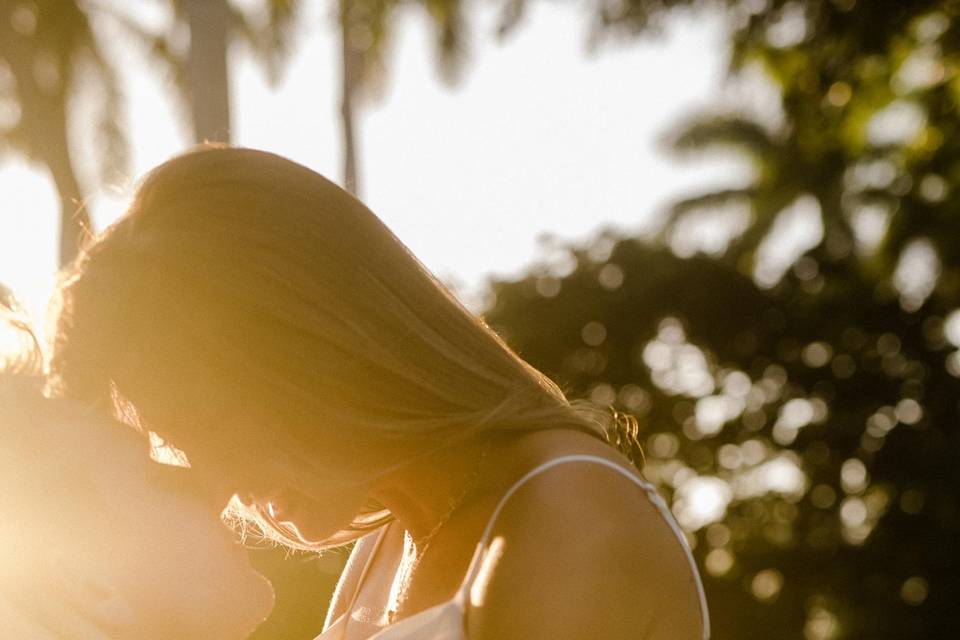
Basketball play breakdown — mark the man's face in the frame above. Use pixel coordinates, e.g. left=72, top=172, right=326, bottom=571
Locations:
left=0, top=406, right=275, bottom=639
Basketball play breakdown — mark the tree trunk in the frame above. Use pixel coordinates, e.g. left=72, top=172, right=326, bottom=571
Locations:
left=339, top=0, right=361, bottom=195
left=46, top=138, right=91, bottom=267
left=0, top=11, right=90, bottom=266
left=183, top=0, right=231, bottom=143
left=33, top=82, right=90, bottom=266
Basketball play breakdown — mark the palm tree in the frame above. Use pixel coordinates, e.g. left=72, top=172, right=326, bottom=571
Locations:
left=661, top=109, right=853, bottom=276
left=656, top=2, right=950, bottom=288
left=336, top=0, right=469, bottom=195
left=181, top=0, right=232, bottom=142
left=106, top=0, right=298, bottom=145
left=108, top=0, right=467, bottom=195
left=0, top=0, right=127, bottom=266
left=338, top=0, right=363, bottom=193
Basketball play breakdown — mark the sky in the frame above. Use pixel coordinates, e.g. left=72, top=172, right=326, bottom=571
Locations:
left=0, top=0, right=737, bottom=326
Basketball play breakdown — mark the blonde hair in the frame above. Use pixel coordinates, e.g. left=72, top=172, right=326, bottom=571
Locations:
left=51, top=146, right=639, bottom=549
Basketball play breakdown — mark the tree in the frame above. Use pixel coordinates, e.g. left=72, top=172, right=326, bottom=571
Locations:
left=335, top=0, right=469, bottom=195
left=481, top=227, right=960, bottom=639
left=106, top=0, right=298, bottom=144
left=656, top=2, right=955, bottom=284
left=0, top=0, right=127, bottom=266
left=476, top=2, right=960, bottom=637
left=107, top=0, right=467, bottom=194
left=242, top=2, right=960, bottom=635
left=181, top=0, right=232, bottom=142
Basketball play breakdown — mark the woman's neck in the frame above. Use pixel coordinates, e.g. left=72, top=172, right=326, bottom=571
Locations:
left=369, top=438, right=495, bottom=543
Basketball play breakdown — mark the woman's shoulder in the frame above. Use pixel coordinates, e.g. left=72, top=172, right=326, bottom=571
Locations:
left=480, top=432, right=667, bottom=551
left=485, top=427, right=654, bottom=519
left=465, top=430, right=703, bottom=640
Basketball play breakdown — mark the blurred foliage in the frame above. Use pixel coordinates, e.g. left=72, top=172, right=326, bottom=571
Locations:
left=0, top=0, right=125, bottom=264
left=103, top=0, right=300, bottom=141
left=339, top=0, right=472, bottom=105
left=484, top=232, right=959, bottom=639
left=338, top=0, right=472, bottom=193
left=478, top=2, right=960, bottom=638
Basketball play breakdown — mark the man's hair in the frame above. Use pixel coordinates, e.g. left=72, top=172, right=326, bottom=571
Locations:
left=0, top=283, right=42, bottom=381
left=0, top=284, right=107, bottom=527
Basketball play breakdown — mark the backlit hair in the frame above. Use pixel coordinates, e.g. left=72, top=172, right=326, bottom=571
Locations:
left=50, top=146, right=639, bottom=549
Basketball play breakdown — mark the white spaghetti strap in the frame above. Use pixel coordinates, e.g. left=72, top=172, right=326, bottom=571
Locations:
left=344, top=524, right=391, bottom=615
left=456, top=454, right=711, bottom=640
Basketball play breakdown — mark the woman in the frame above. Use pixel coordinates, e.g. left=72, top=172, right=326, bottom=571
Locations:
left=0, top=318, right=273, bottom=638
left=51, top=146, right=710, bottom=639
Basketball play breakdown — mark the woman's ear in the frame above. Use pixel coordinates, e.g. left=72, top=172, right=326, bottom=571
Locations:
left=48, top=550, right=137, bottom=635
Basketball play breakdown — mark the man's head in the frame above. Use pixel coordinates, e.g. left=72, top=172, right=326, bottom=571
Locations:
left=0, top=375, right=274, bottom=639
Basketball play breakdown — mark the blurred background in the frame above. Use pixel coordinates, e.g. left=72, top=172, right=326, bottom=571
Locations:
left=1, top=0, right=958, bottom=638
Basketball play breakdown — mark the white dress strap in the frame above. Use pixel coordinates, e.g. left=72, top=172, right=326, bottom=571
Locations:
left=321, top=524, right=392, bottom=638
left=455, top=454, right=711, bottom=640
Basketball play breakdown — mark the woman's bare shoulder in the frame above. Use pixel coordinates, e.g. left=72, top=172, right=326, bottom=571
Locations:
left=465, top=443, right=703, bottom=640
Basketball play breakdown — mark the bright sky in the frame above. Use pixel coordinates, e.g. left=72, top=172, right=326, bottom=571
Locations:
left=0, top=0, right=734, bottom=326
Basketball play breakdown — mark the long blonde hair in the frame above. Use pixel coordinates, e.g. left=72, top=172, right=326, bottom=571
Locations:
left=51, top=146, right=639, bottom=549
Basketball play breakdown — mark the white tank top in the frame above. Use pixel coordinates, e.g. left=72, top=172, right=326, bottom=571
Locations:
left=316, top=455, right=711, bottom=640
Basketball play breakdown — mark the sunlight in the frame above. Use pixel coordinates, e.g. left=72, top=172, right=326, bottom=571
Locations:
left=867, top=100, right=927, bottom=147
left=673, top=475, right=733, bottom=531
left=893, top=237, right=941, bottom=312
left=0, top=163, right=58, bottom=326
left=3, top=1, right=956, bottom=637
left=730, top=453, right=807, bottom=501
left=805, top=605, right=841, bottom=640
left=643, top=317, right=716, bottom=398
left=754, top=194, right=824, bottom=288
left=750, top=568, right=784, bottom=602
left=0, top=0, right=729, bottom=328
left=943, top=308, right=960, bottom=346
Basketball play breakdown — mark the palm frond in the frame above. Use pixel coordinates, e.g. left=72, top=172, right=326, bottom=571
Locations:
left=725, top=188, right=800, bottom=261
left=342, top=0, right=398, bottom=103
left=96, top=6, right=189, bottom=92
left=664, top=114, right=779, bottom=159
left=849, top=187, right=899, bottom=208
left=494, top=0, right=526, bottom=40
left=76, top=30, right=129, bottom=184
left=231, top=0, right=300, bottom=86
left=667, top=187, right=758, bottom=219
left=422, top=0, right=469, bottom=86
